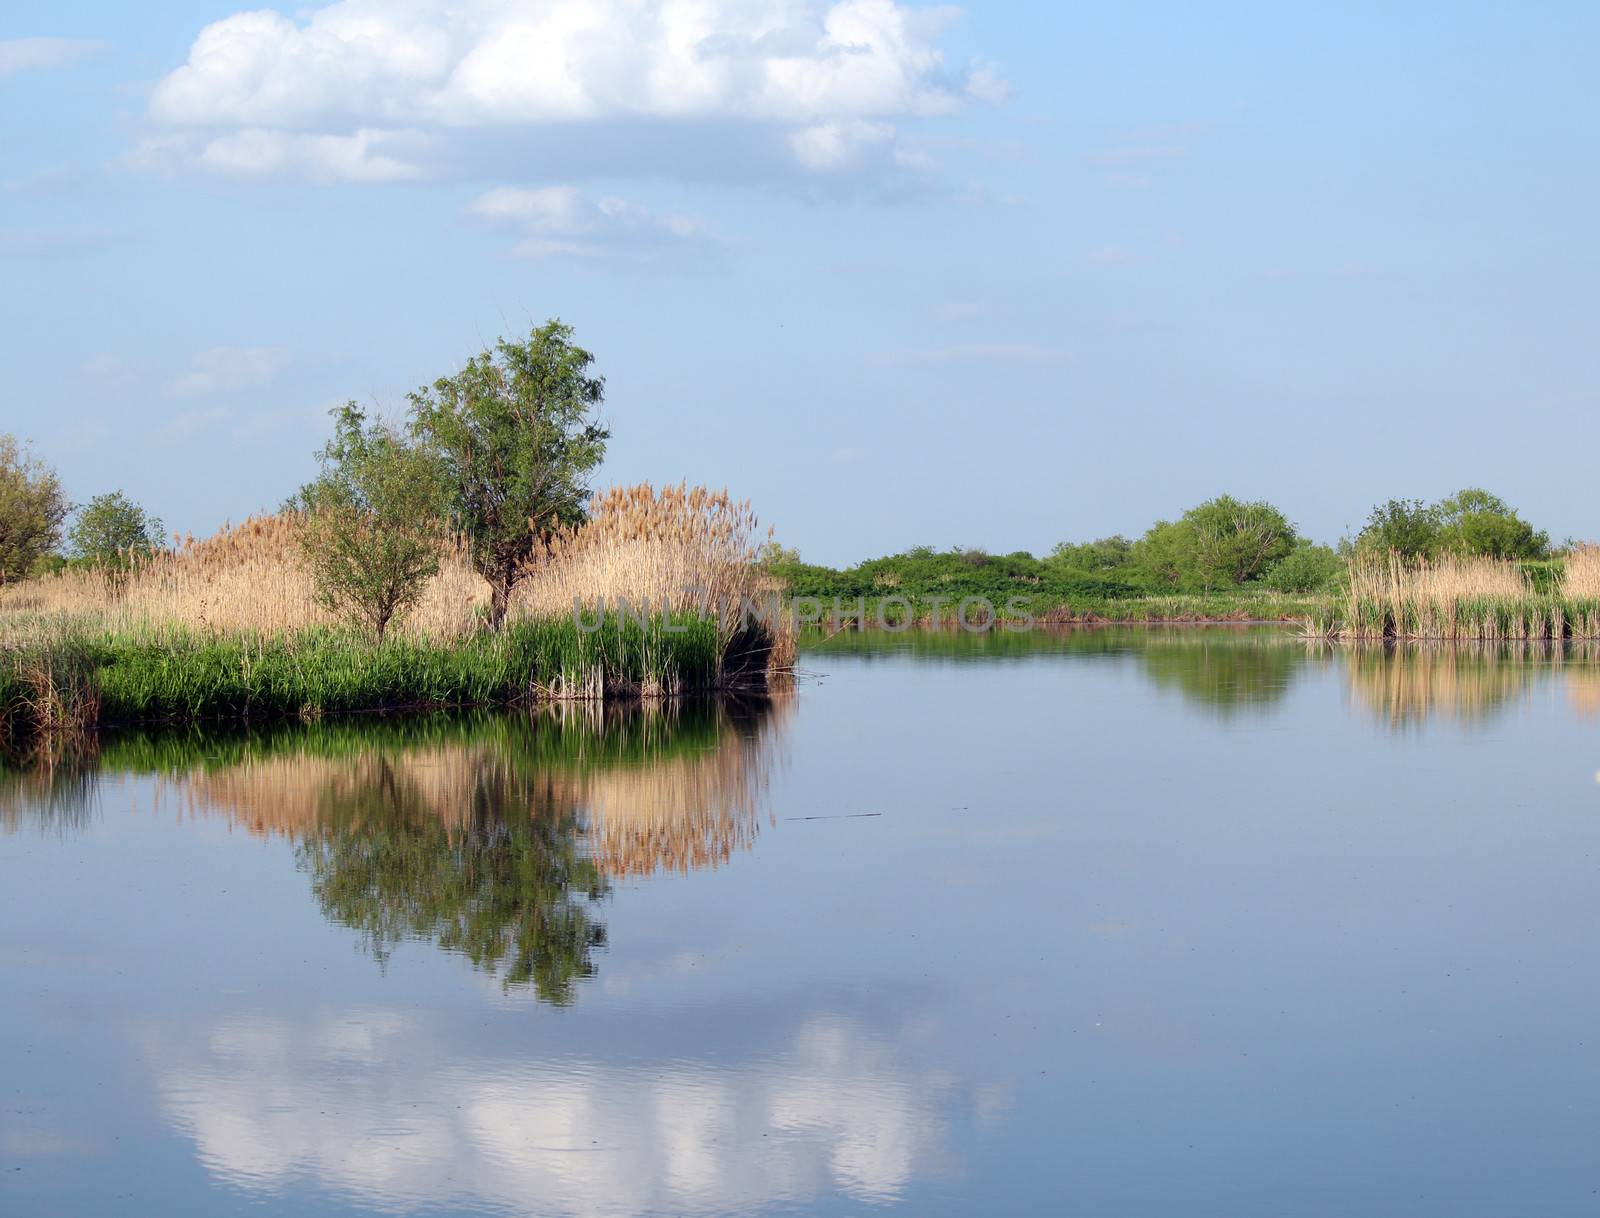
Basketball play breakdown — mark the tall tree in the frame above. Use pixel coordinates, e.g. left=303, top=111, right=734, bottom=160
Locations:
left=1434, top=487, right=1548, bottom=559
left=1355, top=498, right=1440, bottom=558
left=291, top=404, right=447, bottom=643
left=0, top=435, right=68, bottom=583
left=408, top=320, right=609, bottom=629
left=1132, top=496, right=1297, bottom=591
left=69, top=491, right=165, bottom=565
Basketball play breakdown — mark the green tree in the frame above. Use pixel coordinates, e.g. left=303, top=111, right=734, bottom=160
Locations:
left=1049, top=535, right=1134, bottom=572
left=1264, top=540, right=1343, bottom=593
left=68, top=491, right=164, bottom=565
left=408, top=320, right=609, bottom=629
left=0, top=435, right=68, bottom=583
left=1132, top=496, right=1297, bottom=591
left=291, top=403, right=447, bottom=643
left=1354, top=498, right=1440, bottom=558
left=1434, top=487, right=1548, bottom=559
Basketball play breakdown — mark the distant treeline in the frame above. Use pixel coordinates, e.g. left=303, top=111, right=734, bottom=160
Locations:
left=768, top=488, right=1566, bottom=602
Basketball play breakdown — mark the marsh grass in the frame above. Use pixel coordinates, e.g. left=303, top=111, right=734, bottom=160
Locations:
left=0, top=483, right=790, bottom=741
left=1324, top=552, right=1600, bottom=640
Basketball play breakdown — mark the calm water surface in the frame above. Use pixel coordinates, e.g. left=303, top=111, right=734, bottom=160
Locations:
left=6, top=628, right=1600, bottom=1216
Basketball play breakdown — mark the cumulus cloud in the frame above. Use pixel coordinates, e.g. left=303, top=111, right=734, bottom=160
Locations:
left=0, top=38, right=104, bottom=79
left=168, top=347, right=287, bottom=397
left=140, top=0, right=1003, bottom=184
left=148, top=1001, right=996, bottom=1215
left=468, top=184, right=705, bottom=257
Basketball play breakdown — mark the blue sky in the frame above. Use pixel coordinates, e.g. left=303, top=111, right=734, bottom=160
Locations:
left=3, top=1, right=1596, bottom=564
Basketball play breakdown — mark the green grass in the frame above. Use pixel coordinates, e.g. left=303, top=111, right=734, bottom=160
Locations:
left=787, top=587, right=1326, bottom=628
left=1, top=614, right=731, bottom=744
left=768, top=546, right=1329, bottom=624
left=1317, top=595, right=1600, bottom=640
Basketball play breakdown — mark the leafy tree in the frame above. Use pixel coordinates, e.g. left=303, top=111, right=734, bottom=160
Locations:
left=1354, top=498, right=1440, bottom=558
left=1264, top=541, right=1343, bottom=593
left=0, top=435, right=68, bottom=583
left=757, top=540, right=801, bottom=567
left=68, top=491, right=164, bottom=565
left=409, top=320, right=609, bottom=629
left=1434, top=487, right=1548, bottom=559
left=291, top=403, right=447, bottom=643
left=1132, top=496, right=1297, bottom=591
left=1050, top=535, right=1134, bottom=572
left=1355, top=489, right=1547, bottom=560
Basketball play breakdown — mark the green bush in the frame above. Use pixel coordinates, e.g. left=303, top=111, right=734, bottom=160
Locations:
left=1264, top=543, right=1344, bottom=593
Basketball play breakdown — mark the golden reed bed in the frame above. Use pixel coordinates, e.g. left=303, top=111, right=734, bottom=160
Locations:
left=0, top=483, right=795, bottom=669
left=1333, top=547, right=1600, bottom=640
left=157, top=700, right=791, bottom=879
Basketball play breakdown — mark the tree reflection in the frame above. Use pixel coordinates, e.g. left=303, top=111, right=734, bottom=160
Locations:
left=1, top=700, right=789, bottom=1003
left=292, top=755, right=610, bottom=1004
left=1138, top=635, right=1314, bottom=712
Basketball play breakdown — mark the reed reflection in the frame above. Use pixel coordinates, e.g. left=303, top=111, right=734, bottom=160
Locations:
left=1337, top=641, right=1586, bottom=726
left=3, top=700, right=790, bottom=1003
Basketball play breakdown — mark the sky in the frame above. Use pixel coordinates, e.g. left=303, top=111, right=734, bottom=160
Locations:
left=2, top=1, right=1597, bottom=565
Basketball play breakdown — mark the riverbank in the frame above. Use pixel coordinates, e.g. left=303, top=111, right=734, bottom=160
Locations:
left=0, top=615, right=776, bottom=748
left=790, top=588, right=1328, bottom=629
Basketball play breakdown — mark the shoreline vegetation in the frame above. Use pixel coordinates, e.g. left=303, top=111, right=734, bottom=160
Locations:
left=3, top=319, right=1597, bottom=750
left=2, top=323, right=798, bottom=752
left=0, top=491, right=793, bottom=750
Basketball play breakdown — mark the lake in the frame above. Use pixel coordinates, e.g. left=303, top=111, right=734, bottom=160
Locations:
left=5, top=627, right=1600, bottom=1216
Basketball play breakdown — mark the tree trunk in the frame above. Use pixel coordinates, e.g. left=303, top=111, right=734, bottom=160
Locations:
left=489, top=579, right=510, bottom=631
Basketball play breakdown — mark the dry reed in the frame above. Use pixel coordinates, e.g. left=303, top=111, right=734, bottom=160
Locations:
left=0, top=484, right=794, bottom=677
left=1563, top=545, right=1600, bottom=600
left=515, top=482, right=795, bottom=673
left=157, top=700, right=790, bottom=878
left=1332, top=552, right=1600, bottom=640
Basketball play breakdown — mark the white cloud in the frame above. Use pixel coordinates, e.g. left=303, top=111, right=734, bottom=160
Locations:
left=468, top=184, right=705, bottom=257
left=168, top=347, right=287, bottom=397
left=788, top=119, right=895, bottom=172
left=143, top=1, right=1003, bottom=182
left=0, top=38, right=104, bottom=79
left=149, top=1003, right=990, bottom=1215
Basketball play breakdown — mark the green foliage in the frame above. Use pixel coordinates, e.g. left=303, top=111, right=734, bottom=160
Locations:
left=300, top=777, right=607, bottom=1003
left=1355, top=498, right=1440, bottom=558
left=757, top=540, right=801, bottom=566
left=1, top=615, right=722, bottom=742
left=1434, top=487, right=1549, bottom=559
left=408, top=320, right=609, bottom=627
left=767, top=544, right=1141, bottom=605
left=0, top=435, right=69, bottom=584
left=1131, top=496, right=1298, bottom=591
left=292, top=403, right=448, bottom=643
left=1049, top=535, right=1134, bottom=573
left=1264, top=541, right=1344, bottom=593
left=1355, top=489, right=1548, bottom=560
left=68, top=491, right=164, bottom=565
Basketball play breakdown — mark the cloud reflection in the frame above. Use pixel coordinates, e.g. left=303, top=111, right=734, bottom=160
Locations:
left=151, top=996, right=994, bottom=1216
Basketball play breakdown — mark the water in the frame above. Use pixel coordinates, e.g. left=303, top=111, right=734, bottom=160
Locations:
left=5, top=627, right=1600, bottom=1216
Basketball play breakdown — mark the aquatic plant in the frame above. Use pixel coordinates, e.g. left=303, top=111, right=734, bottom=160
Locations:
left=1323, top=552, right=1600, bottom=640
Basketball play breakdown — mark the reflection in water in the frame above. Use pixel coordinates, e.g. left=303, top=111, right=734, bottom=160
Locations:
left=809, top=627, right=1600, bottom=724
left=812, top=625, right=1322, bottom=711
left=149, top=993, right=995, bottom=1218
left=1138, top=634, right=1314, bottom=712
left=4, top=701, right=790, bottom=1003
left=1338, top=641, right=1599, bottom=726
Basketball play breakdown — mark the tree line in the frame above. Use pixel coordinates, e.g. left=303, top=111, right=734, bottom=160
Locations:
left=0, top=327, right=1568, bottom=615
left=1, top=320, right=609, bottom=642
left=1041, top=488, right=1554, bottom=595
